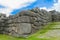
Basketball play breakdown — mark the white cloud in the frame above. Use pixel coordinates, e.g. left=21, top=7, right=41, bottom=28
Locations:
left=53, top=0, right=60, bottom=12
left=40, top=7, right=47, bottom=10
left=0, top=0, right=36, bottom=16
left=0, top=8, right=12, bottom=17
left=40, top=7, right=54, bottom=11
left=40, top=0, right=60, bottom=12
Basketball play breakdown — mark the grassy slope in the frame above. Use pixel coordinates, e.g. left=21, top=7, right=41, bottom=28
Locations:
left=0, top=22, right=59, bottom=40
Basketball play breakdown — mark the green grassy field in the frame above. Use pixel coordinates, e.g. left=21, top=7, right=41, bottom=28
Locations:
left=0, top=22, right=60, bottom=40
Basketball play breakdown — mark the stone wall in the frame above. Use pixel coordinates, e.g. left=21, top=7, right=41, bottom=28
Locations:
left=6, top=8, right=52, bottom=37
left=0, top=8, right=60, bottom=37
left=50, top=10, right=60, bottom=22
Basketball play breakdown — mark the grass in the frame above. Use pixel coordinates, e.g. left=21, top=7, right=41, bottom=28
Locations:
left=0, top=34, right=24, bottom=40
left=0, top=22, right=60, bottom=40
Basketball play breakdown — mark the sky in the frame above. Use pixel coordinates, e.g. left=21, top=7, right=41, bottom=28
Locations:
left=0, top=0, right=59, bottom=16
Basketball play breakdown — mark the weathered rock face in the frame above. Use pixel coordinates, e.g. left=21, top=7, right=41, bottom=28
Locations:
left=50, top=10, right=60, bottom=22
left=0, top=8, right=60, bottom=37
left=0, top=14, right=8, bottom=34
left=5, top=9, right=52, bottom=37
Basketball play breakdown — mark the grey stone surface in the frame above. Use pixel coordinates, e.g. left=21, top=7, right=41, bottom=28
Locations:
left=18, top=23, right=31, bottom=34
left=19, top=16, right=30, bottom=23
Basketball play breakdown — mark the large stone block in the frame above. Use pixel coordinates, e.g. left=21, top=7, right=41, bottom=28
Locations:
left=30, top=17, right=38, bottom=23
left=19, top=16, right=31, bottom=23
left=33, top=22, right=41, bottom=26
left=37, top=17, right=42, bottom=21
left=16, top=23, right=32, bottom=34
left=9, top=16, right=31, bottom=23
